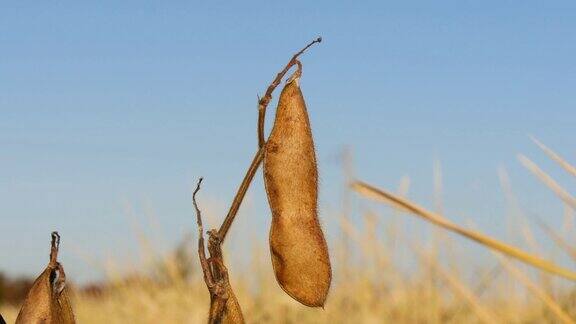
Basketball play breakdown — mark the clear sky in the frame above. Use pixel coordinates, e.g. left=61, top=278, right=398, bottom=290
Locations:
left=1, top=1, right=575, bottom=283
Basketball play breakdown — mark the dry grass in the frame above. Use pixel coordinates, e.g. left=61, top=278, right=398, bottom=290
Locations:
left=1, top=214, right=575, bottom=323
left=2, top=139, right=576, bottom=323
left=2, top=206, right=575, bottom=324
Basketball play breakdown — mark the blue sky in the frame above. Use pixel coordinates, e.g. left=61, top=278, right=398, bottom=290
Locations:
left=1, top=1, right=575, bottom=282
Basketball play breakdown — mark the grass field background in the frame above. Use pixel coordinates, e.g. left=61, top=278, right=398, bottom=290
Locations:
left=2, top=141, right=576, bottom=323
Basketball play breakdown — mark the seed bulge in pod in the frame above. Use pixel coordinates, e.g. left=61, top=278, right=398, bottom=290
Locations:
left=263, top=70, right=331, bottom=307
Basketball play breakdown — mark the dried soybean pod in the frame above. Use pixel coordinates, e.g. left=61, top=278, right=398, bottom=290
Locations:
left=206, top=236, right=245, bottom=324
left=16, top=232, right=76, bottom=324
left=263, top=63, right=331, bottom=307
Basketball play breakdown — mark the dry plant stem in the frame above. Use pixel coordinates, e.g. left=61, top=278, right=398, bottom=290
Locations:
left=194, top=178, right=244, bottom=324
left=217, top=148, right=264, bottom=240
left=194, top=178, right=214, bottom=292
left=219, top=37, right=322, bottom=242
left=351, top=180, right=576, bottom=281
left=258, top=37, right=321, bottom=147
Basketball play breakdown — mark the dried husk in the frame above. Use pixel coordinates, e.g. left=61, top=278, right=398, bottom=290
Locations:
left=15, top=232, right=75, bottom=324
left=263, top=70, right=331, bottom=307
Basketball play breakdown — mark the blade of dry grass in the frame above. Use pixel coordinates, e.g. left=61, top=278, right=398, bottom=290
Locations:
left=530, top=136, right=576, bottom=179
left=444, top=264, right=504, bottom=322
left=562, top=204, right=575, bottom=237
left=351, top=180, right=576, bottom=281
left=518, top=154, right=576, bottom=210
left=338, top=146, right=355, bottom=274
left=494, top=253, right=575, bottom=324
left=410, top=243, right=500, bottom=324
left=534, top=217, right=576, bottom=262
left=498, top=167, right=540, bottom=254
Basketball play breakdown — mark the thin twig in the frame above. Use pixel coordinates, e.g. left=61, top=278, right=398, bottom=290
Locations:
left=257, top=94, right=264, bottom=148
left=193, top=178, right=204, bottom=229
left=194, top=178, right=244, bottom=323
left=193, top=178, right=215, bottom=290
left=258, top=37, right=322, bottom=148
left=217, top=147, right=264, bottom=240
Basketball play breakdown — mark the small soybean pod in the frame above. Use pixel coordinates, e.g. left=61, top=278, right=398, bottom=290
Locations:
left=206, top=257, right=245, bottom=324
left=263, top=63, right=331, bottom=307
left=16, top=232, right=75, bottom=324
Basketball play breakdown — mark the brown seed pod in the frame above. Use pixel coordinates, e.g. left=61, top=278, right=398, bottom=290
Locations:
left=16, top=232, right=75, bottom=324
left=263, top=64, right=332, bottom=307
left=208, top=285, right=244, bottom=324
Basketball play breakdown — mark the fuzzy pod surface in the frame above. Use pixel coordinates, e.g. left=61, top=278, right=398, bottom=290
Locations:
left=263, top=71, right=331, bottom=307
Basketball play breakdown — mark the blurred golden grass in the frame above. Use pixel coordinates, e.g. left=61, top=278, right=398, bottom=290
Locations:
left=1, top=139, right=576, bottom=323
left=1, top=210, right=575, bottom=323
left=3, top=231, right=575, bottom=324
left=350, top=180, right=576, bottom=281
